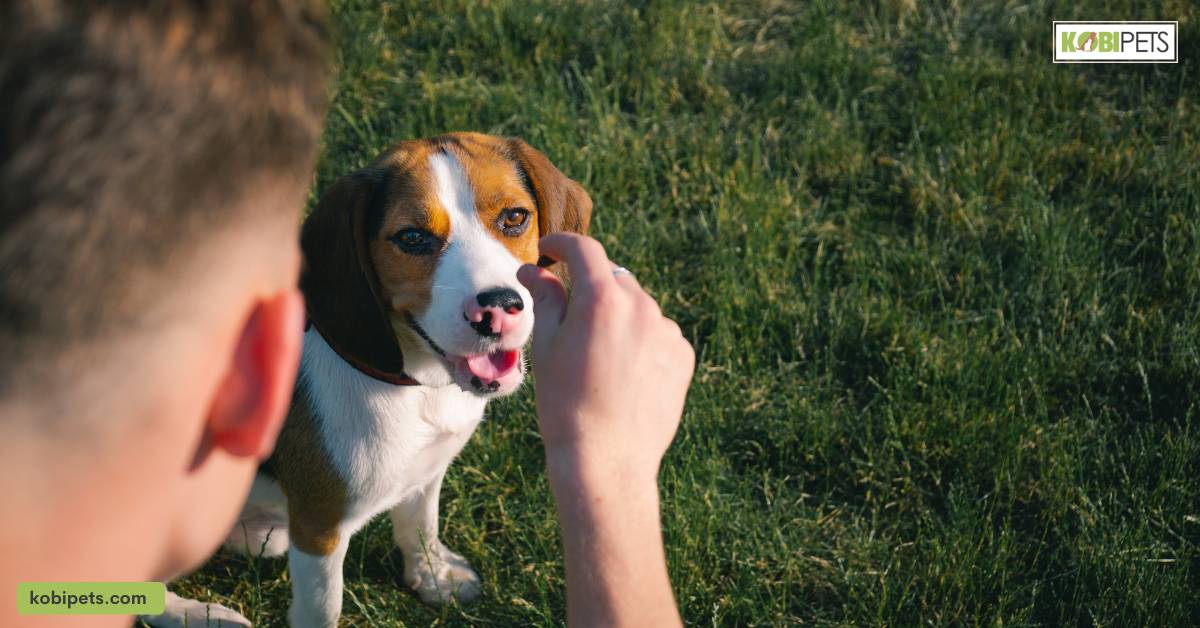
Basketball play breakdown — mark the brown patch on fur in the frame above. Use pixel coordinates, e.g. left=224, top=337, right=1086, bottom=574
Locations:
left=452, top=136, right=543, bottom=264
left=265, top=383, right=346, bottom=556
left=367, top=144, right=443, bottom=319
left=368, top=132, right=587, bottom=270
left=503, top=137, right=592, bottom=239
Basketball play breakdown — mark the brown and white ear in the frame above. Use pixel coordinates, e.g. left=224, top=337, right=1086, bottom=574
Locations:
left=507, top=138, right=593, bottom=237
left=300, top=171, right=407, bottom=379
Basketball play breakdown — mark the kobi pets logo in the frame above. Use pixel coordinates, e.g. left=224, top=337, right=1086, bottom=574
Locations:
left=1054, top=22, right=1178, bottom=63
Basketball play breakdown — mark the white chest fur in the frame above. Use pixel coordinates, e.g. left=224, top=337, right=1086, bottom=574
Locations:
left=298, top=329, right=487, bottom=529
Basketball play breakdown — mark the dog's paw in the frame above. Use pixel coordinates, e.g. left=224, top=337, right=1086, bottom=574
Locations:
left=403, top=542, right=482, bottom=606
left=224, top=503, right=290, bottom=558
left=140, top=592, right=251, bottom=627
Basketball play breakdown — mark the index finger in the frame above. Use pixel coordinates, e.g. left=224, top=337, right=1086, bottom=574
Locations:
left=536, top=233, right=616, bottom=294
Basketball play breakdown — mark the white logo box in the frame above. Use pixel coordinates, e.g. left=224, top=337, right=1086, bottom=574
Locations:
left=1054, top=21, right=1178, bottom=63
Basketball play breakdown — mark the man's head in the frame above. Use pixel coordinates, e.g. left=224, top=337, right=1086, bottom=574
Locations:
left=0, top=0, right=329, bottom=584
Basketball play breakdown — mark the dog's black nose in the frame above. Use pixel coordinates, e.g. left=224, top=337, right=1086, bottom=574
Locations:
left=466, top=288, right=524, bottom=337
left=476, top=288, right=524, bottom=313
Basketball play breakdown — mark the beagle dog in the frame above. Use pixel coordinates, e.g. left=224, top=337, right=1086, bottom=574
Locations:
left=146, top=132, right=591, bottom=627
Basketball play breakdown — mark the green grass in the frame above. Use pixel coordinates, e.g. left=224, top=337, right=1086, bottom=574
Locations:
left=173, top=1, right=1200, bottom=625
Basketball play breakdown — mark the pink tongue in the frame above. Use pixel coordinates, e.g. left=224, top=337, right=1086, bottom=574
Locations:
left=465, top=350, right=519, bottom=381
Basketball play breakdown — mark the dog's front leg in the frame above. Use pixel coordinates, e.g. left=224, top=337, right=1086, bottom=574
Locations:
left=287, top=529, right=348, bottom=628
left=390, top=471, right=482, bottom=605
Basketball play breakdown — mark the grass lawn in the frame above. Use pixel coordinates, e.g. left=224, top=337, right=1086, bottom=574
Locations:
left=173, top=1, right=1200, bottom=625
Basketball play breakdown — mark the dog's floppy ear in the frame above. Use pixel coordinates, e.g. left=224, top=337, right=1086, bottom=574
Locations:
left=300, top=171, right=407, bottom=380
left=507, top=138, right=592, bottom=238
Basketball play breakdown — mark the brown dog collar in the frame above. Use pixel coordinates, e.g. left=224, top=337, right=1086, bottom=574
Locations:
left=307, top=320, right=420, bottom=387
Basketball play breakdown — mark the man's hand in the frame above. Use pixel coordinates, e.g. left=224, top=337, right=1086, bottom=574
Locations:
left=518, top=233, right=694, bottom=485
left=518, top=233, right=693, bottom=627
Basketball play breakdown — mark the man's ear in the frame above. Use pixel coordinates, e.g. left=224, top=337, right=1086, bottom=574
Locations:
left=300, top=171, right=408, bottom=378
left=206, top=289, right=305, bottom=458
left=507, top=138, right=593, bottom=238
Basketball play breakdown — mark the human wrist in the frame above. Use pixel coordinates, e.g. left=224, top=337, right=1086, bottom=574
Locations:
left=544, top=443, right=661, bottom=508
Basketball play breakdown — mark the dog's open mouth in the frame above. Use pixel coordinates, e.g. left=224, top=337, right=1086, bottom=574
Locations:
left=455, top=348, right=522, bottom=393
left=405, top=314, right=524, bottom=394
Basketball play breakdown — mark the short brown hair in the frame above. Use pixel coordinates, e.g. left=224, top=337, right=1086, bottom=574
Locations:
left=0, top=0, right=330, bottom=393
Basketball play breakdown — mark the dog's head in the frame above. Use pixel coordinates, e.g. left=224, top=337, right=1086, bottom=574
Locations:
left=300, top=132, right=591, bottom=397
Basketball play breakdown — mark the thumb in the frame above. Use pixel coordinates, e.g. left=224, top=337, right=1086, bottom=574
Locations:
left=517, top=264, right=568, bottom=358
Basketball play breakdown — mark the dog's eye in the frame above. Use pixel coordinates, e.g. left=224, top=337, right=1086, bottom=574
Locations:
left=498, top=208, right=530, bottom=236
left=390, top=228, right=441, bottom=255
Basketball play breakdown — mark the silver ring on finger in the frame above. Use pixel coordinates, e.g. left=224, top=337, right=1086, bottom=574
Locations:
left=612, top=266, right=634, bottom=280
